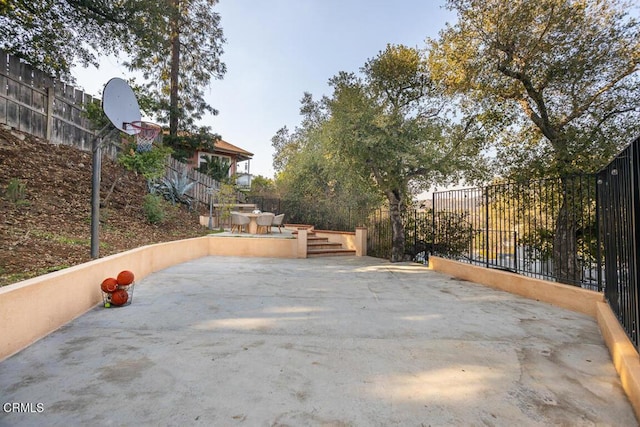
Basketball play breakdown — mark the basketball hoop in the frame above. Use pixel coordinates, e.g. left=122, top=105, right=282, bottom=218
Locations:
left=127, top=121, right=161, bottom=152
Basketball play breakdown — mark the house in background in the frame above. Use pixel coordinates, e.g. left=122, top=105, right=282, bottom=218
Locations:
left=188, top=139, right=254, bottom=186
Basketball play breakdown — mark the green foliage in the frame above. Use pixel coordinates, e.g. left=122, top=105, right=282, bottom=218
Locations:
left=216, top=182, right=238, bottom=224
left=124, top=0, right=226, bottom=132
left=5, top=178, right=26, bottom=203
left=0, top=0, right=165, bottom=79
left=198, top=155, right=231, bottom=183
left=143, top=194, right=166, bottom=224
left=82, top=99, right=111, bottom=131
left=150, top=170, right=195, bottom=210
left=162, top=127, right=221, bottom=162
left=1, top=0, right=225, bottom=135
left=324, top=45, right=483, bottom=261
left=272, top=93, right=382, bottom=222
left=429, top=0, right=640, bottom=178
left=248, top=175, right=277, bottom=198
left=272, top=46, right=485, bottom=261
left=118, top=143, right=173, bottom=180
left=432, top=211, right=474, bottom=257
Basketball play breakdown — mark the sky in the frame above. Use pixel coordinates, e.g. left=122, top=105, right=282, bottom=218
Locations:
left=72, top=1, right=456, bottom=179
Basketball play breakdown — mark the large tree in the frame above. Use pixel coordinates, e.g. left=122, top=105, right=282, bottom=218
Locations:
left=326, top=44, right=484, bottom=261
left=272, top=93, right=382, bottom=228
left=429, top=0, right=640, bottom=283
left=126, top=0, right=226, bottom=135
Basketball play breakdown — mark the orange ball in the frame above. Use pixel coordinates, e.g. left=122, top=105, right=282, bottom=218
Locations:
left=117, top=270, right=135, bottom=286
left=101, top=277, right=119, bottom=293
left=111, top=289, right=129, bottom=306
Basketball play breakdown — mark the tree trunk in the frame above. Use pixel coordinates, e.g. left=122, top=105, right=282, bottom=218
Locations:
left=553, top=178, right=579, bottom=285
left=169, top=0, right=181, bottom=136
left=387, top=190, right=406, bottom=262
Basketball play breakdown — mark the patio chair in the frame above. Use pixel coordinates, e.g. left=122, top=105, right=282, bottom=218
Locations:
left=271, top=214, right=285, bottom=233
left=256, top=212, right=275, bottom=234
left=231, top=212, right=250, bottom=233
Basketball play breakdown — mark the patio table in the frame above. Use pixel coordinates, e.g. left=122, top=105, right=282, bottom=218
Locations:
left=236, top=212, right=260, bottom=234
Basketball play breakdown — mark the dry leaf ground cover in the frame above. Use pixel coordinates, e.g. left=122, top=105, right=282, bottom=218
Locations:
left=0, top=126, right=209, bottom=286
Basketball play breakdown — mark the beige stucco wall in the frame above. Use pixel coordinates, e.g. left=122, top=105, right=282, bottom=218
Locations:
left=315, top=230, right=357, bottom=250
left=208, top=235, right=298, bottom=258
left=596, top=301, right=640, bottom=421
left=0, top=237, right=210, bottom=361
left=428, top=256, right=602, bottom=317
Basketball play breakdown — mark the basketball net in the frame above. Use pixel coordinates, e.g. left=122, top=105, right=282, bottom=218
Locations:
left=128, top=121, right=161, bottom=152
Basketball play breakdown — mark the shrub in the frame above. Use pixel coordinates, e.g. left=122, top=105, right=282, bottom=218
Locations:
left=118, top=144, right=173, bottom=180
left=143, top=194, right=166, bottom=224
left=149, top=170, right=195, bottom=210
left=5, top=178, right=26, bottom=204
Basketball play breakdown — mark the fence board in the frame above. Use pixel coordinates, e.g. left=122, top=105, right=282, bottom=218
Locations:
left=18, top=84, right=33, bottom=134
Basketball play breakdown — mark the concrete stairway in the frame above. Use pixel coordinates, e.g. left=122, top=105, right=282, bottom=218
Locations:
left=306, top=233, right=356, bottom=257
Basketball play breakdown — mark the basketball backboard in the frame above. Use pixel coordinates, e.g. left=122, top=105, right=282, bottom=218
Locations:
left=102, top=78, right=141, bottom=135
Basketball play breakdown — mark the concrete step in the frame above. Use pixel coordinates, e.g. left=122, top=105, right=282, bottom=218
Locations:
left=307, top=248, right=357, bottom=257
left=307, top=241, right=342, bottom=250
left=293, top=226, right=355, bottom=257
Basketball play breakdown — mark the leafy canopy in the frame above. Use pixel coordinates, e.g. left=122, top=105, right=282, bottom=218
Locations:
left=429, top=0, right=640, bottom=177
left=273, top=44, right=484, bottom=261
left=0, top=0, right=164, bottom=79
left=326, top=44, right=483, bottom=200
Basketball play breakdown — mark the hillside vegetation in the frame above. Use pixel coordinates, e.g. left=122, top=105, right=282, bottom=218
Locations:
left=0, top=125, right=209, bottom=286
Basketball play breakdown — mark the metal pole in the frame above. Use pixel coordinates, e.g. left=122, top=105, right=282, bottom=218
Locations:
left=485, top=186, right=490, bottom=269
left=595, top=175, right=602, bottom=292
left=90, top=125, right=116, bottom=259
left=208, top=188, right=214, bottom=230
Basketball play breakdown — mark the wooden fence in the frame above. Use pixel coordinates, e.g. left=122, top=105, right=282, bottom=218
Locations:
left=0, top=49, right=119, bottom=157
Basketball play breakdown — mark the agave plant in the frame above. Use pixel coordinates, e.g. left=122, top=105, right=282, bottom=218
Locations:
left=150, top=170, right=195, bottom=210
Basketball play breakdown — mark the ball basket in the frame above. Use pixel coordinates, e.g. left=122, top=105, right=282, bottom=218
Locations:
left=102, top=283, right=135, bottom=308
left=101, top=270, right=136, bottom=308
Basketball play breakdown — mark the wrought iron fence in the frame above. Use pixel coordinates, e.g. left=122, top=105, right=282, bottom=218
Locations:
left=245, top=196, right=374, bottom=232
left=597, top=136, right=640, bottom=350
left=432, top=176, right=601, bottom=291
left=246, top=196, right=282, bottom=215
left=363, top=208, right=434, bottom=261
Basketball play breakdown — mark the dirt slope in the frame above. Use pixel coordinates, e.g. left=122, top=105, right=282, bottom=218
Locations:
left=0, top=125, right=208, bottom=286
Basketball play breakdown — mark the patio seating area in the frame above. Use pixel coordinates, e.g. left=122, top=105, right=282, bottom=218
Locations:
left=0, top=256, right=635, bottom=425
left=213, top=211, right=286, bottom=235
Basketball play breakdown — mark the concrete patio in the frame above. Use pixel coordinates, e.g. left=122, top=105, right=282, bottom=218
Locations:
left=0, top=255, right=637, bottom=426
